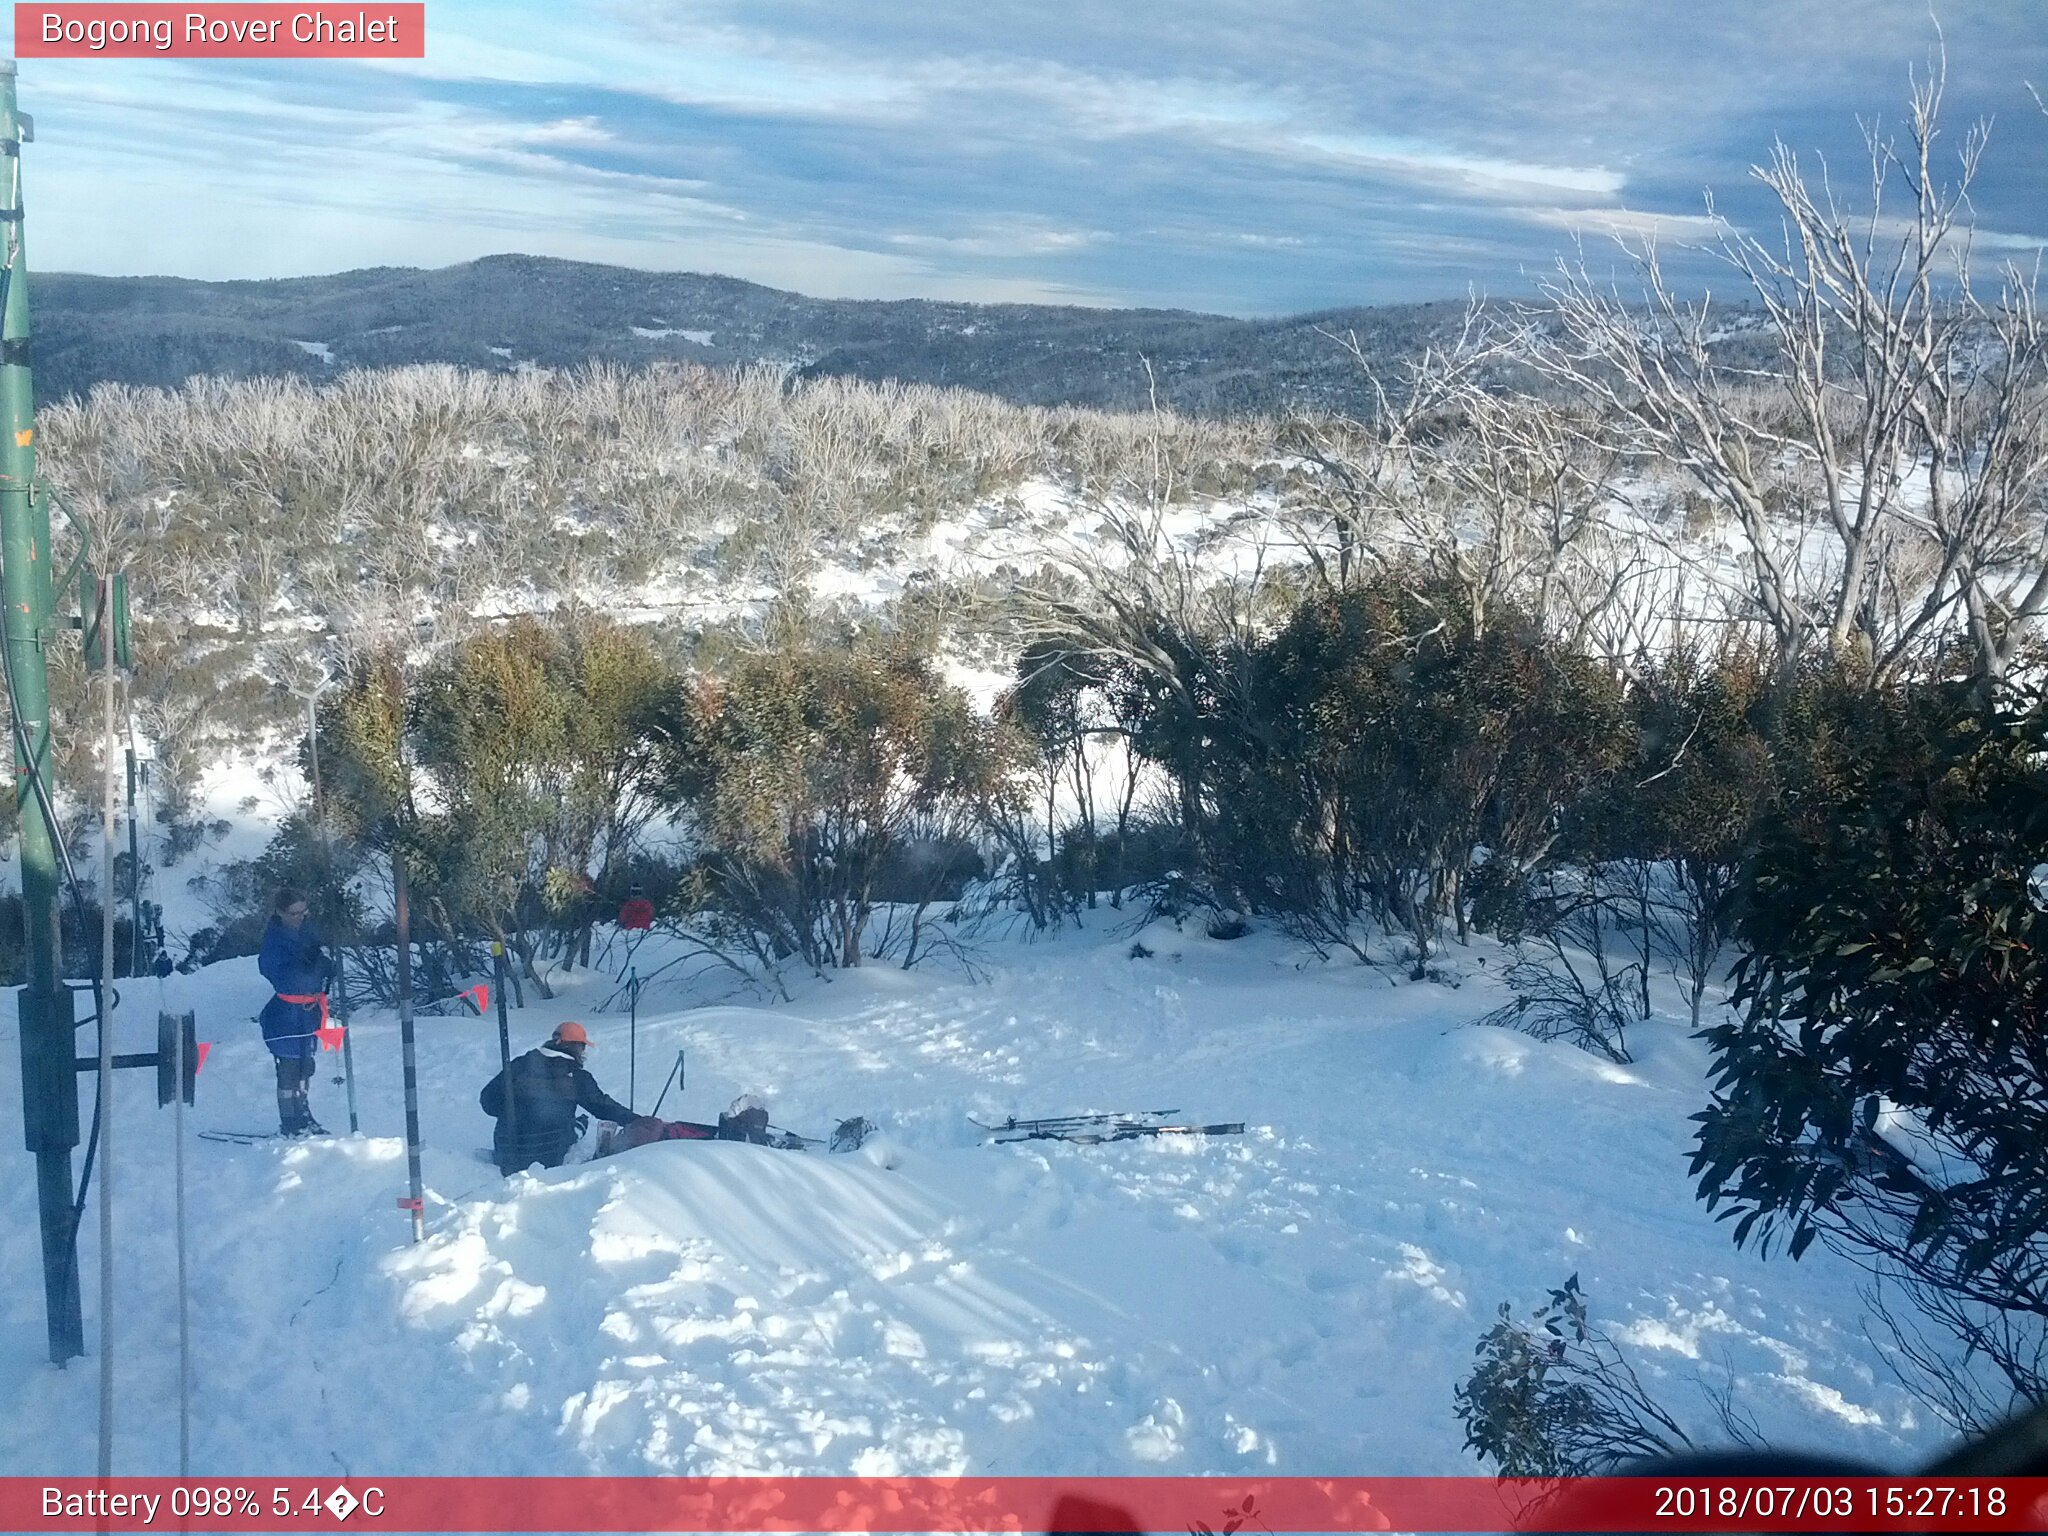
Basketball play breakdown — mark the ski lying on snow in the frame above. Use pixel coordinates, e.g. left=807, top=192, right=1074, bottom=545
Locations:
left=198, top=1129, right=296, bottom=1144
left=968, top=1109, right=1179, bottom=1135
left=987, top=1120, right=1245, bottom=1145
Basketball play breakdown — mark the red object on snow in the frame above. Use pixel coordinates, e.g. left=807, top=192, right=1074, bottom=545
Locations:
left=619, top=897, right=655, bottom=931
left=603, top=1117, right=719, bottom=1156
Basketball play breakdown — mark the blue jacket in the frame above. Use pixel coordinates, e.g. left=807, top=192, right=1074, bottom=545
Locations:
left=258, top=916, right=329, bottom=1059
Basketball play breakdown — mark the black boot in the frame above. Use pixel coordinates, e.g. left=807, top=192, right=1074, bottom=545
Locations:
left=295, top=1090, right=328, bottom=1137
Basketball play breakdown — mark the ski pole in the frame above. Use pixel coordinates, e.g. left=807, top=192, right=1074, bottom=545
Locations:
left=650, top=1049, right=685, bottom=1119
left=492, top=941, right=516, bottom=1157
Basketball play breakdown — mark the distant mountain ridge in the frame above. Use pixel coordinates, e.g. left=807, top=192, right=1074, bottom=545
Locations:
left=34, top=253, right=1482, bottom=416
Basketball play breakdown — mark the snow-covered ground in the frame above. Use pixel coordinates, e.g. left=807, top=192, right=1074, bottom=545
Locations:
left=0, top=912, right=1954, bottom=1477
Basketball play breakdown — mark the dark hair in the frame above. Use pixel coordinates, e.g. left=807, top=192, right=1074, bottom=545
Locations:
left=273, top=889, right=307, bottom=914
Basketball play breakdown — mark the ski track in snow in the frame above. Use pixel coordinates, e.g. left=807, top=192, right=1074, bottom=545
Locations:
left=0, top=917, right=1944, bottom=1475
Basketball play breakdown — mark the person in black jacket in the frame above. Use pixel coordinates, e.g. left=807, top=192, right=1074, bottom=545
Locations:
left=480, top=1021, right=644, bottom=1174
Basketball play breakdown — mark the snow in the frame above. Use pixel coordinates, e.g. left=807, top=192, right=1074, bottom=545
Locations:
left=488, top=346, right=514, bottom=359
left=631, top=327, right=715, bottom=344
left=289, top=340, right=334, bottom=364
left=0, top=912, right=1955, bottom=1477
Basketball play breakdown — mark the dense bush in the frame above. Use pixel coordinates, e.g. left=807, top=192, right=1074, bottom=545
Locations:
left=1691, top=679, right=2048, bottom=1421
left=654, top=640, right=1004, bottom=973
left=1202, top=577, right=1626, bottom=975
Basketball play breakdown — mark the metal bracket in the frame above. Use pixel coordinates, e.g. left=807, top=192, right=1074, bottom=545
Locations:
left=72, top=1011, right=196, bottom=1106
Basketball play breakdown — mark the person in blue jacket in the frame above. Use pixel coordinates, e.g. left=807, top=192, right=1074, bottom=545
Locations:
left=258, top=889, right=332, bottom=1136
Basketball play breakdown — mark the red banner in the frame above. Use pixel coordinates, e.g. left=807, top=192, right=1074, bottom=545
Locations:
left=7, top=1477, right=2048, bottom=1532
left=15, top=4, right=425, bottom=58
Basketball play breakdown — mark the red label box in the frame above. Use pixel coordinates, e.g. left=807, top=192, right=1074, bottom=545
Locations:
left=6, top=1477, right=2048, bottom=1533
left=16, top=4, right=425, bottom=57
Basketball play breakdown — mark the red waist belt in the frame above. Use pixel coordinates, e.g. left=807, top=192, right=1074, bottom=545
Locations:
left=277, top=992, right=344, bottom=1050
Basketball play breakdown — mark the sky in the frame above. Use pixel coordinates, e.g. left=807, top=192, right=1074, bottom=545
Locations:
left=15, top=1, right=2048, bottom=315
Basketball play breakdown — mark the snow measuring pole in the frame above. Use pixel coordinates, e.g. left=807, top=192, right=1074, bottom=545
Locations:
left=0, top=61, right=84, bottom=1366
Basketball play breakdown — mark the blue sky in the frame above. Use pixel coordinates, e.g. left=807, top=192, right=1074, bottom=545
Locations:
left=18, top=1, right=2048, bottom=314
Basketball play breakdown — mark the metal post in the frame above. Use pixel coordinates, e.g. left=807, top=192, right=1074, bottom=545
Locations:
left=0, top=61, right=83, bottom=1366
left=490, top=942, right=515, bottom=1155
left=124, top=744, right=139, bottom=977
left=95, top=579, right=115, bottom=1474
left=172, top=998, right=189, bottom=1474
left=628, top=968, right=638, bottom=1112
left=393, top=856, right=424, bottom=1243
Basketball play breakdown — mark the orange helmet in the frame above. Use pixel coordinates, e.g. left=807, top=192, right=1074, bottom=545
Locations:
left=552, top=1022, right=590, bottom=1046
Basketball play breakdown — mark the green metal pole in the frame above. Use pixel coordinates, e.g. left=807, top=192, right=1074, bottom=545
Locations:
left=0, top=61, right=82, bottom=1366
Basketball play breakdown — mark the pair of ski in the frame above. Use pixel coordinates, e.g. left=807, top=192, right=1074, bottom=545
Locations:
left=969, top=1109, right=1246, bottom=1145
left=198, top=1128, right=325, bottom=1145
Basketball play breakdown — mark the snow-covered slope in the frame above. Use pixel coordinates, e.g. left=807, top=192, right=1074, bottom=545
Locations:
left=0, top=916, right=1949, bottom=1476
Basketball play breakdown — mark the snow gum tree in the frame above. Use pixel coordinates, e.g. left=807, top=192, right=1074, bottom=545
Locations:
left=654, top=642, right=1003, bottom=974
left=412, top=618, right=573, bottom=996
left=301, top=616, right=675, bottom=997
left=1532, top=60, right=2048, bottom=684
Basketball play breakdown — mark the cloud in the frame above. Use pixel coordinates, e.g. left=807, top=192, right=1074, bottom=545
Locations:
left=1515, top=206, right=1732, bottom=244
left=18, top=0, right=2048, bottom=313
left=520, top=117, right=616, bottom=147
left=887, top=226, right=1107, bottom=257
left=1292, top=133, right=1624, bottom=201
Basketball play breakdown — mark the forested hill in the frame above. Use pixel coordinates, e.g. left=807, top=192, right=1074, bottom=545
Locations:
left=35, top=254, right=1480, bottom=415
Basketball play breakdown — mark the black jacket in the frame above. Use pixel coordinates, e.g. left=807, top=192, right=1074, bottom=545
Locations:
left=480, top=1046, right=636, bottom=1172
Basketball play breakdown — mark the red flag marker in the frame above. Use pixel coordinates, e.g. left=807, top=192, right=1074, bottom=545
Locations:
left=193, top=1042, right=211, bottom=1075
left=317, top=1025, right=346, bottom=1052
left=463, top=982, right=489, bottom=1014
left=395, top=1197, right=422, bottom=1212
